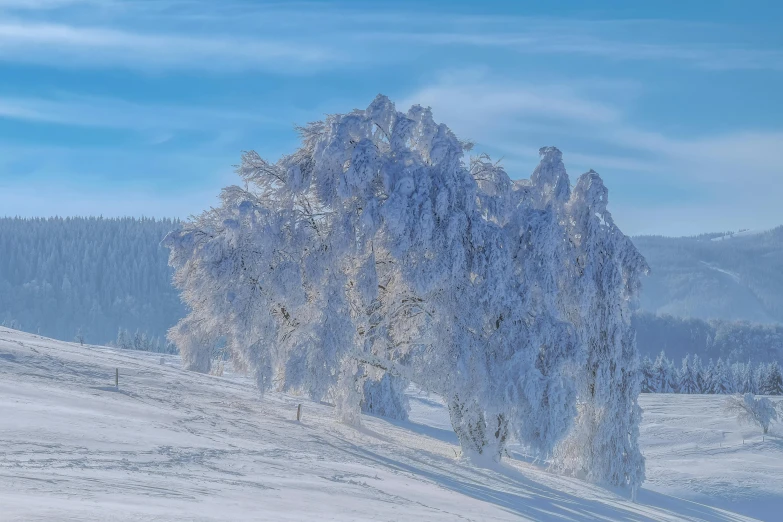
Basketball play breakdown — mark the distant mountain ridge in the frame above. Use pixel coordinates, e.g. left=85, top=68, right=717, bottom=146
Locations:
left=633, top=226, right=783, bottom=325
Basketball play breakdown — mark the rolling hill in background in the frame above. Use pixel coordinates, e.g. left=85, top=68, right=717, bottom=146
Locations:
left=634, top=226, right=783, bottom=324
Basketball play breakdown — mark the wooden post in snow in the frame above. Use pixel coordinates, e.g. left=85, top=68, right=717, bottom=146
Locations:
left=297, top=404, right=302, bottom=422
left=115, top=368, right=119, bottom=388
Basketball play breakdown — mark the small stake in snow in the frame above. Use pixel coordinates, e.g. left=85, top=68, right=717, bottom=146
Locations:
left=296, top=403, right=302, bottom=422
left=115, top=368, right=119, bottom=388
left=631, top=486, right=638, bottom=503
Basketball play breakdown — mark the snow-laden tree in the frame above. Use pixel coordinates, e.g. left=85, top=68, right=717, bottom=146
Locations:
left=703, top=359, right=716, bottom=393
left=710, top=358, right=734, bottom=394
left=732, top=362, right=756, bottom=394
left=759, top=362, right=783, bottom=395
left=667, top=358, right=680, bottom=393
left=724, top=393, right=779, bottom=434
left=635, top=353, right=780, bottom=397
left=165, top=95, right=647, bottom=486
left=692, top=354, right=707, bottom=393
left=679, top=355, right=699, bottom=394
left=640, top=356, right=655, bottom=393
left=652, top=351, right=674, bottom=393
left=551, top=167, right=648, bottom=488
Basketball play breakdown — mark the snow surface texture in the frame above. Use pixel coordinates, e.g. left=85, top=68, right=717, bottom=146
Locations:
left=0, top=328, right=774, bottom=521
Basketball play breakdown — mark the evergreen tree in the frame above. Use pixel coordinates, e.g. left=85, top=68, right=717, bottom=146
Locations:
left=653, top=351, right=672, bottom=393
left=640, top=356, right=655, bottom=393
left=759, top=362, right=783, bottom=395
left=756, top=363, right=772, bottom=395
left=704, top=359, right=716, bottom=394
left=678, top=355, right=699, bottom=394
left=710, top=358, right=733, bottom=394
left=768, top=362, right=783, bottom=395
left=666, top=358, right=679, bottom=393
left=692, top=354, right=706, bottom=393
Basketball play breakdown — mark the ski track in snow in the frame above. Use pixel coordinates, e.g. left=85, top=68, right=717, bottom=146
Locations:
left=699, top=261, right=743, bottom=284
left=0, top=327, right=775, bottom=521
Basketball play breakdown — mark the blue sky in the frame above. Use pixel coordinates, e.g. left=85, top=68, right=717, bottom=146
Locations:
left=0, top=0, right=781, bottom=236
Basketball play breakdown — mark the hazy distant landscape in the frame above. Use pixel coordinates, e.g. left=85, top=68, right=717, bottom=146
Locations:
left=634, top=228, right=783, bottom=324
left=3, top=217, right=781, bottom=363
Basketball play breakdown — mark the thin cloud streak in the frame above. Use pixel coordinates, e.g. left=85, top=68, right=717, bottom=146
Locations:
left=0, top=94, right=284, bottom=130
left=0, top=21, right=338, bottom=71
left=400, top=76, right=621, bottom=134
left=366, top=31, right=783, bottom=71
left=1, top=4, right=780, bottom=73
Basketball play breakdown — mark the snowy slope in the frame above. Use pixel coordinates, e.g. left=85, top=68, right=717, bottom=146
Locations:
left=641, top=394, right=783, bottom=519
left=633, top=227, right=783, bottom=324
left=0, top=328, right=771, bottom=521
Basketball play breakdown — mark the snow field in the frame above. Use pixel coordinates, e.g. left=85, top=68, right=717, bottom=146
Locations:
left=0, top=328, right=770, bottom=521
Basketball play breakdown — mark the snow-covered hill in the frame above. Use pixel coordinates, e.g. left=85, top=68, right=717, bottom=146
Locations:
left=1, top=327, right=778, bottom=521
left=634, top=226, right=783, bottom=324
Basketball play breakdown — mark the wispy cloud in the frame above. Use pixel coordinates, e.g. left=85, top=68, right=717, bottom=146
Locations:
left=1, top=4, right=780, bottom=73
left=403, top=77, right=620, bottom=129
left=0, top=20, right=339, bottom=72
left=0, top=93, right=282, bottom=130
left=0, top=0, right=96, bottom=8
left=374, top=31, right=783, bottom=72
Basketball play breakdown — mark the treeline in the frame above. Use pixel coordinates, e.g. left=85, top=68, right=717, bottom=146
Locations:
left=633, top=311, right=783, bottom=364
left=641, top=352, right=783, bottom=395
left=112, top=327, right=177, bottom=354
left=0, top=217, right=184, bottom=345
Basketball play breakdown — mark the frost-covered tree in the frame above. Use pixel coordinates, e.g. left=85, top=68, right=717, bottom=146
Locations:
left=114, top=326, right=177, bottom=354
left=678, top=355, right=699, bottom=394
left=692, top=354, right=707, bottom=393
left=732, top=362, right=756, bottom=394
left=667, top=358, right=680, bottom=393
left=758, top=362, right=783, bottom=395
left=550, top=166, right=648, bottom=488
left=165, top=95, right=646, bottom=487
left=703, top=359, right=716, bottom=394
left=652, top=351, right=674, bottom=393
left=637, top=353, right=778, bottom=397
left=640, top=356, right=655, bottom=393
left=710, top=358, right=734, bottom=394
left=724, top=393, right=779, bottom=434
left=74, top=328, right=85, bottom=346
left=361, top=372, right=410, bottom=421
